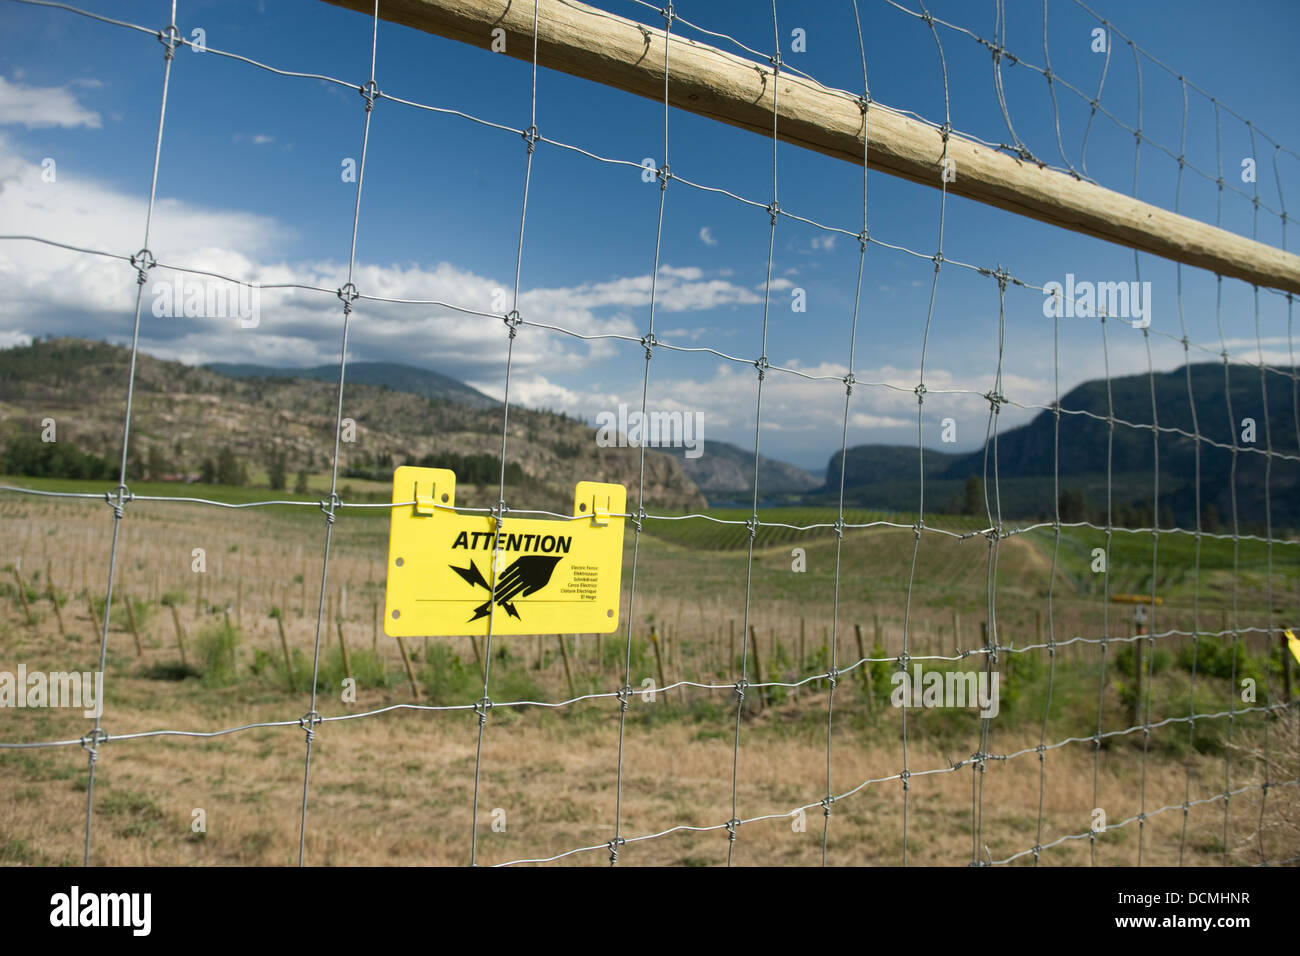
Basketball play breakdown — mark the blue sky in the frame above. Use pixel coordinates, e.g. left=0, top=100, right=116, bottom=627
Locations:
left=2, top=0, right=1297, bottom=471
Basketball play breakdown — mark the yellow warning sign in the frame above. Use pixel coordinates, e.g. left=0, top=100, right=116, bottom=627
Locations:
left=383, top=466, right=627, bottom=637
left=1287, top=629, right=1300, bottom=666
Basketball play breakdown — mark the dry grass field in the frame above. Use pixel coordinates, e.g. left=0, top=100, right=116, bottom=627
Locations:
left=1, top=490, right=1297, bottom=866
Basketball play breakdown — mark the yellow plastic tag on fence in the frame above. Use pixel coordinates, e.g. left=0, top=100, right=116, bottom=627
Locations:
left=384, top=466, right=626, bottom=637
left=1287, top=629, right=1300, bottom=666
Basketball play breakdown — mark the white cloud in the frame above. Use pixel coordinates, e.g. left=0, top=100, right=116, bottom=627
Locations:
left=0, top=145, right=767, bottom=387
left=659, top=326, right=711, bottom=342
left=848, top=411, right=913, bottom=429
left=603, top=359, right=1050, bottom=451
left=233, top=133, right=275, bottom=145
left=656, top=265, right=703, bottom=281
left=468, top=375, right=618, bottom=415
left=699, top=226, right=717, bottom=247
left=530, top=264, right=760, bottom=314
left=0, top=330, right=32, bottom=349
left=0, top=75, right=101, bottom=129
left=811, top=235, right=837, bottom=252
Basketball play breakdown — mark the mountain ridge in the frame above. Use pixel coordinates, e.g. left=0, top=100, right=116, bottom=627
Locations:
left=205, top=360, right=500, bottom=410
left=822, top=363, right=1300, bottom=528
left=0, top=338, right=707, bottom=513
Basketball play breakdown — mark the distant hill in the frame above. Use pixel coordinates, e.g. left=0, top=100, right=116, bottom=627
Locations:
left=826, top=444, right=963, bottom=487
left=662, top=439, right=821, bottom=497
left=822, top=363, right=1300, bottom=529
left=205, top=360, right=499, bottom=410
left=0, top=338, right=707, bottom=513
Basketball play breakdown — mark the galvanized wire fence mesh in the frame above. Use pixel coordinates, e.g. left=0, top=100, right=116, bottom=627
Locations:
left=1, top=0, right=1298, bottom=867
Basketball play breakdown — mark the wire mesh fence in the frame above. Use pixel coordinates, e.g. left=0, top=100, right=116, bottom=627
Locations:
left=1, top=0, right=1298, bottom=867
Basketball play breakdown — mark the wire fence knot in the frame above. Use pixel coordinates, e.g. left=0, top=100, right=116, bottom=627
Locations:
left=298, top=710, right=322, bottom=742
left=80, top=727, right=109, bottom=760
left=360, top=80, right=379, bottom=111
left=734, top=677, right=749, bottom=703
left=473, top=697, right=493, bottom=726
left=843, top=371, right=856, bottom=395
left=104, top=484, right=133, bottom=518
left=157, top=24, right=180, bottom=58
left=337, top=282, right=359, bottom=313
left=522, top=125, right=539, bottom=153
left=130, top=248, right=156, bottom=285
left=505, top=310, right=522, bottom=337
left=607, top=836, right=625, bottom=863
left=319, top=492, right=342, bottom=524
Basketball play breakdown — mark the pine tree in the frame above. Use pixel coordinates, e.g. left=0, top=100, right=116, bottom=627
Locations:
left=267, top=448, right=287, bottom=491
left=216, top=447, right=243, bottom=486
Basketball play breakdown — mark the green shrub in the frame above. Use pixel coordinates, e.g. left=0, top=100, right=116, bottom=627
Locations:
left=195, top=620, right=241, bottom=686
left=1176, top=635, right=1271, bottom=703
left=1179, top=635, right=1249, bottom=681
left=318, top=647, right=392, bottom=693
left=419, top=644, right=481, bottom=705
left=417, top=643, right=543, bottom=707
left=1113, top=643, right=1171, bottom=679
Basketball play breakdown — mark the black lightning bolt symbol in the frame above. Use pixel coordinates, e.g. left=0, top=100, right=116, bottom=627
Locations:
left=450, top=555, right=562, bottom=622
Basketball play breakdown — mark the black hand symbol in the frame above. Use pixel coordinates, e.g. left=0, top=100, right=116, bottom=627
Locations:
left=467, top=555, right=562, bottom=621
